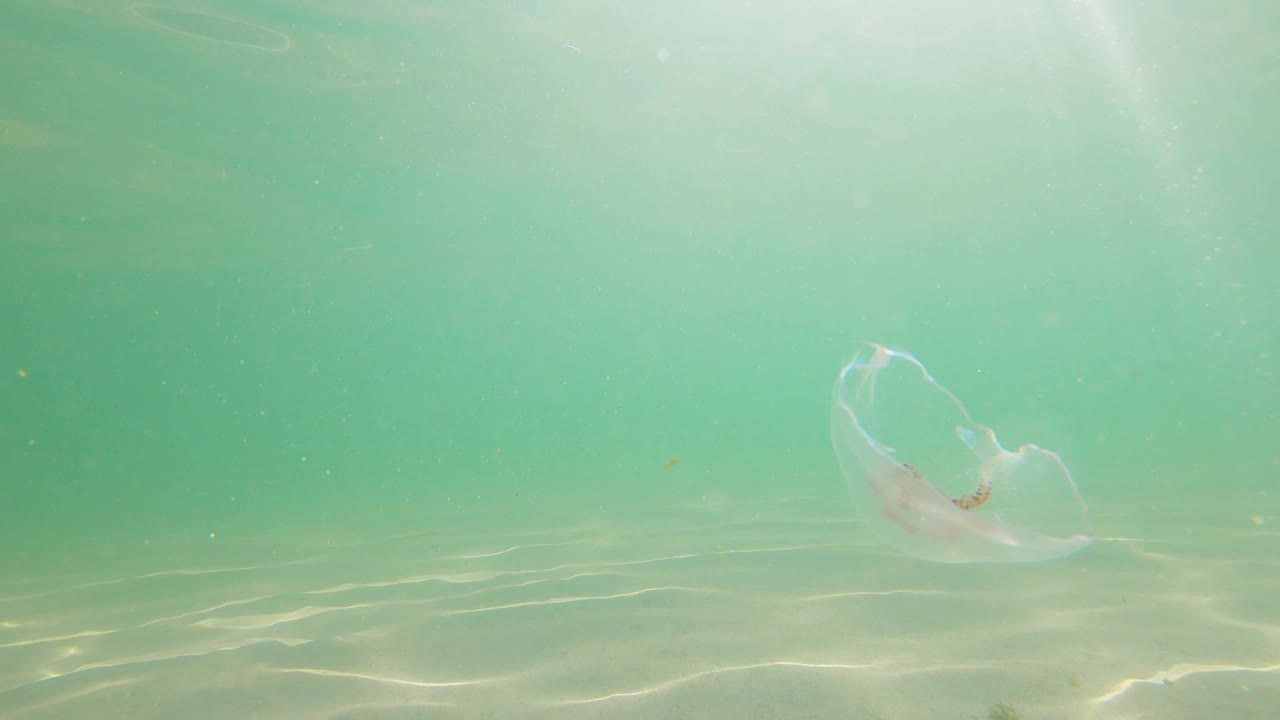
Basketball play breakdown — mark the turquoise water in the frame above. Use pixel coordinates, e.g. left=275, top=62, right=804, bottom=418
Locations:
left=2, top=2, right=1277, bottom=718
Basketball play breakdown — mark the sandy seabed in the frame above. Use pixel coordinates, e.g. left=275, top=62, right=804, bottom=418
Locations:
left=1, top=496, right=1276, bottom=720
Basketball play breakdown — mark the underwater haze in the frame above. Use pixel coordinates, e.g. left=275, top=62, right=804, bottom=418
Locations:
left=2, top=1, right=1277, bottom=719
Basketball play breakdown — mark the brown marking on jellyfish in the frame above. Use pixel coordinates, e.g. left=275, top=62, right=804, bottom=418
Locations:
left=952, top=470, right=993, bottom=510
left=901, top=462, right=992, bottom=511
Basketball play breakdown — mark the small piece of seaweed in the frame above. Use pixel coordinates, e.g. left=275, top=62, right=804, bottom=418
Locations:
left=986, top=703, right=1022, bottom=720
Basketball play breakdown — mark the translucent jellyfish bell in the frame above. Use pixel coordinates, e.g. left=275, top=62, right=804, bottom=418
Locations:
left=831, top=343, right=1094, bottom=563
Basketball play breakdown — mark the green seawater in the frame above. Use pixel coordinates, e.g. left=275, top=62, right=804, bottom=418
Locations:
left=2, top=2, right=1277, bottom=719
